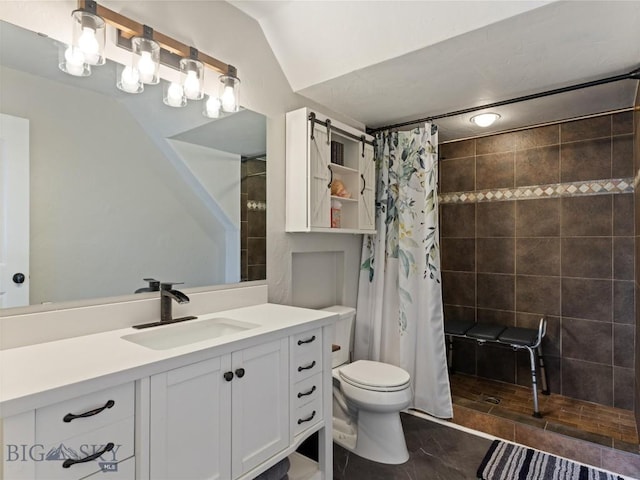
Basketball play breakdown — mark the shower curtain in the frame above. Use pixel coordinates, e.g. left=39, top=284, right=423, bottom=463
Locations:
left=354, top=124, right=453, bottom=418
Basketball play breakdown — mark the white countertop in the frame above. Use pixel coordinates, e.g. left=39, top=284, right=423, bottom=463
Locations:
left=0, top=303, right=337, bottom=418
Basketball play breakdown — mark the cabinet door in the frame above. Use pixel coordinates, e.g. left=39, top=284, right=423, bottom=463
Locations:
left=231, top=338, right=289, bottom=478
left=309, top=125, right=331, bottom=228
left=149, top=356, right=231, bottom=480
left=359, top=143, right=375, bottom=231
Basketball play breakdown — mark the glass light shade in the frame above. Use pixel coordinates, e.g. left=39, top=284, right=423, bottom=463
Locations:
left=203, top=95, right=221, bottom=119
left=59, top=45, right=91, bottom=77
left=132, top=37, right=160, bottom=85
left=180, top=58, right=204, bottom=100
left=163, top=81, right=186, bottom=108
left=470, top=112, right=500, bottom=127
left=219, top=74, right=240, bottom=113
left=70, top=9, right=105, bottom=66
left=116, top=65, right=143, bottom=94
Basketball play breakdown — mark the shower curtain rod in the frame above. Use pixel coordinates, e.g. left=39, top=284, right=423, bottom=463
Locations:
left=366, top=66, right=640, bottom=135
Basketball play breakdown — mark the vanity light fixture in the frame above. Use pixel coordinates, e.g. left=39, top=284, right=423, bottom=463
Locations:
left=62, top=0, right=241, bottom=115
left=470, top=112, right=500, bottom=127
left=59, top=0, right=105, bottom=76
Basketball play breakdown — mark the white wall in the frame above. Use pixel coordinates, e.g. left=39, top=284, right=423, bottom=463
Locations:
left=0, top=0, right=364, bottom=322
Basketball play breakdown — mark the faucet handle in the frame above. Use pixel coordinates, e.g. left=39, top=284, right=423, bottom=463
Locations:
left=142, top=278, right=161, bottom=291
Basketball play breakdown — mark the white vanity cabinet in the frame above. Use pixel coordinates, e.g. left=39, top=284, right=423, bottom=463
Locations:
left=149, top=337, right=290, bottom=480
left=286, top=107, right=376, bottom=234
left=2, top=382, right=135, bottom=480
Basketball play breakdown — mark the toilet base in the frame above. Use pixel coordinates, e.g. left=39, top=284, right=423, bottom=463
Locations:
left=353, top=410, right=409, bottom=465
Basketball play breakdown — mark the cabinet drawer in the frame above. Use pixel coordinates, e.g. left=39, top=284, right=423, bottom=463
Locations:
left=294, top=395, right=322, bottom=437
left=34, top=417, right=134, bottom=480
left=292, top=329, right=322, bottom=361
left=293, top=373, right=322, bottom=410
left=81, top=455, right=134, bottom=479
left=36, top=382, right=134, bottom=446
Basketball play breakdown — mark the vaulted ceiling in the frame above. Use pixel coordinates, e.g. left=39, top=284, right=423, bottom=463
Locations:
left=229, top=1, right=640, bottom=140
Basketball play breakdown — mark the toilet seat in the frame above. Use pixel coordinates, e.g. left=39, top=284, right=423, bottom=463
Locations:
left=338, top=360, right=410, bottom=392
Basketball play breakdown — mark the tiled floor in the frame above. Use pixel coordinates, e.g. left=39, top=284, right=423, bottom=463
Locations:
left=449, top=373, right=640, bottom=478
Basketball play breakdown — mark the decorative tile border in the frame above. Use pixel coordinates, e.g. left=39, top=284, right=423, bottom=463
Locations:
left=439, top=178, right=634, bottom=204
left=247, top=200, right=267, bottom=211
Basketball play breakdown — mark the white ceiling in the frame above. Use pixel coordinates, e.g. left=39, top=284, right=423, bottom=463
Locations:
left=230, top=0, right=640, bottom=141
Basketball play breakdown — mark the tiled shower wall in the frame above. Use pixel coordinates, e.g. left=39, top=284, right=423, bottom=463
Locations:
left=240, top=158, right=266, bottom=281
left=634, top=85, right=640, bottom=430
left=439, top=111, right=635, bottom=409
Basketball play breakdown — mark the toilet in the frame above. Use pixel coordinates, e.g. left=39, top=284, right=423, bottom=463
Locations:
left=322, top=306, right=412, bottom=465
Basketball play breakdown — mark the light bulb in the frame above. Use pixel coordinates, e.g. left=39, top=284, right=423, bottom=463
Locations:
left=205, top=96, right=221, bottom=118
left=138, top=51, right=155, bottom=84
left=165, top=82, right=185, bottom=107
left=221, top=85, right=236, bottom=112
left=183, top=71, right=201, bottom=100
left=78, top=26, right=100, bottom=65
left=63, top=46, right=86, bottom=76
left=119, top=66, right=142, bottom=94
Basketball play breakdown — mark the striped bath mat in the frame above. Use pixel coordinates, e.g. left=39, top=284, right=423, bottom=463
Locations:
left=477, top=440, right=624, bottom=480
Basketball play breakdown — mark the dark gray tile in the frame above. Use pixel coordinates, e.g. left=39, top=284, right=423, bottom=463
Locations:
left=241, top=221, right=247, bottom=248
left=477, top=202, right=515, bottom=237
left=247, top=237, right=266, bottom=265
left=561, top=115, right=611, bottom=142
left=247, top=265, right=266, bottom=281
left=477, top=273, right=514, bottom=311
left=516, top=237, right=560, bottom=276
left=562, top=278, right=612, bottom=322
left=476, top=152, right=515, bottom=190
left=477, top=344, right=516, bottom=383
left=612, top=111, right=633, bottom=135
left=515, top=275, right=561, bottom=316
left=477, top=308, right=515, bottom=326
left=560, top=138, right=611, bottom=182
left=440, top=156, right=475, bottom=193
left=515, top=124, right=559, bottom=150
left=476, top=132, right=517, bottom=155
left=516, top=313, right=561, bottom=358
left=452, top=337, right=477, bottom=375
left=246, top=175, right=266, bottom=201
left=561, top=317, right=612, bottom=364
left=442, top=271, right=476, bottom=307
left=516, top=198, right=560, bottom=237
left=444, top=305, right=476, bottom=323
left=440, top=139, right=475, bottom=160
left=477, top=237, right=514, bottom=274
left=441, top=238, right=475, bottom=272
left=515, top=145, right=560, bottom=187
left=612, top=134, right=634, bottom=178
left=241, top=192, right=248, bottom=221
left=613, top=194, right=634, bottom=236
left=561, top=237, right=612, bottom=279
left=613, top=324, right=634, bottom=368
left=561, top=196, right=612, bottom=237
left=613, top=366, right=634, bottom=410
left=247, top=210, right=266, bottom=237
left=613, top=237, right=634, bottom=280
left=614, top=281, right=634, bottom=324
left=561, top=358, right=613, bottom=406
left=441, top=203, right=475, bottom=237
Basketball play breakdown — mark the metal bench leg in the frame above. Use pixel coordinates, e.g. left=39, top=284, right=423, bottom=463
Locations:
left=537, top=346, right=550, bottom=395
left=526, top=346, right=542, bottom=418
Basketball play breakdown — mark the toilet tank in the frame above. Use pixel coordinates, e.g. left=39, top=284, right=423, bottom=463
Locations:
left=321, top=305, right=356, bottom=368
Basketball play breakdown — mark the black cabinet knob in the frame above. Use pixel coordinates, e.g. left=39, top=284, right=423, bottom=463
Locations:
left=235, top=368, right=245, bottom=378
left=223, top=371, right=234, bottom=382
left=12, top=273, right=25, bottom=284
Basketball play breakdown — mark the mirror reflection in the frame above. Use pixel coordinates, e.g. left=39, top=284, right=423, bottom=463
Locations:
left=0, top=20, right=267, bottom=310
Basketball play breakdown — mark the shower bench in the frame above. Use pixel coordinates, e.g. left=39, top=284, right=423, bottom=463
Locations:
left=444, top=318, right=549, bottom=418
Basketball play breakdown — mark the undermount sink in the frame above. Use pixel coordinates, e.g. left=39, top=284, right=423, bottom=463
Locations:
left=121, top=317, right=259, bottom=350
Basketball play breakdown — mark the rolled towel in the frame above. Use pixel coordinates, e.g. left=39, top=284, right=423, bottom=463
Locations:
left=252, top=457, right=290, bottom=480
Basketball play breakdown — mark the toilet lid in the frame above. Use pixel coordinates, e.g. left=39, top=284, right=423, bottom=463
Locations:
left=339, top=360, right=410, bottom=391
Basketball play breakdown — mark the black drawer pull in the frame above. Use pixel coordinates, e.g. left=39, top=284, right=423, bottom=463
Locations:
left=298, top=385, right=317, bottom=398
left=298, top=361, right=316, bottom=372
left=62, top=442, right=114, bottom=468
left=298, top=335, right=316, bottom=346
left=63, top=400, right=115, bottom=423
left=298, top=410, right=316, bottom=425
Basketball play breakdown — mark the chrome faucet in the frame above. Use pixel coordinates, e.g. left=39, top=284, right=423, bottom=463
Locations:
left=160, top=282, right=194, bottom=323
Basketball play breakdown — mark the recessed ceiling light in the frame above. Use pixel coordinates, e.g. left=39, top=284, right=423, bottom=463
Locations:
left=470, top=113, right=500, bottom=127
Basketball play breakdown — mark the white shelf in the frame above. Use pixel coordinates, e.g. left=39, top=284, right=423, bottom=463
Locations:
left=329, top=163, right=358, bottom=175
left=288, top=452, right=321, bottom=480
left=331, top=195, right=357, bottom=203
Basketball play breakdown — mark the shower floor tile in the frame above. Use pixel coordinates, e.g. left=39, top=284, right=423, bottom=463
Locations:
left=450, top=373, right=639, bottom=452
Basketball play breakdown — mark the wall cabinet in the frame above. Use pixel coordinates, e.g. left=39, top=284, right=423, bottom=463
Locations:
left=286, top=107, right=376, bottom=234
left=149, top=338, right=289, bottom=480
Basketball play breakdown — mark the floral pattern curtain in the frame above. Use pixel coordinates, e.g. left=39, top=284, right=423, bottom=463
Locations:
left=354, top=124, right=452, bottom=418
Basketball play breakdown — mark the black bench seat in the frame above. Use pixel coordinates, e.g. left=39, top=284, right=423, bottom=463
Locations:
left=444, top=318, right=549, bottom=418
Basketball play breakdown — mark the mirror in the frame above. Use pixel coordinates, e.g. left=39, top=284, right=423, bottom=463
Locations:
left=0, top=20, right=267, bottom=310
